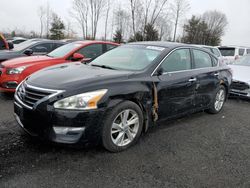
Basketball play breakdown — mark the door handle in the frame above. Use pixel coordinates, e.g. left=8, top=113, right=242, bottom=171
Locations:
left=188, top=78, right=197, bottom=82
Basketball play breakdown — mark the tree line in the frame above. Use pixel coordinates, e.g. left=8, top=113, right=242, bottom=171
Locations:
left=4, top=0, right=228, bottom=46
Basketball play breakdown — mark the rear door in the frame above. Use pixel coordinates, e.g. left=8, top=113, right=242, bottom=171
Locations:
left=156, top=48, right=197, bottom=119
left=191, top=49, right=220, bottom=108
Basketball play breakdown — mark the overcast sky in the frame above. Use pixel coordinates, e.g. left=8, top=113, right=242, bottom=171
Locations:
left=0, top=0, right=250, bottom=46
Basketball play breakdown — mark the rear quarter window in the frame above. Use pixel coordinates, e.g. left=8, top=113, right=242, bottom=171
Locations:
left=212, top=48, right=221, bottom=57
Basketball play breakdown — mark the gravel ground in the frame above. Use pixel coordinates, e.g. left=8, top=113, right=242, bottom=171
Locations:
left=0, top=93, right=250, bottom=188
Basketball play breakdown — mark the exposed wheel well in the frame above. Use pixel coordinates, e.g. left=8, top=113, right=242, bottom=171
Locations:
left=125, top=99, right=149, bottom=133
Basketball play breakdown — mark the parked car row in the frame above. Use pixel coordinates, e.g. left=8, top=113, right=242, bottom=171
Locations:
left=1, top=36, right=248, bottom=152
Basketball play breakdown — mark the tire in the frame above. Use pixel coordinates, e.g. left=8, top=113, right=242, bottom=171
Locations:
left=207, top=85, right=226, bottom=114
left=102, top=101, right=143, bottom=152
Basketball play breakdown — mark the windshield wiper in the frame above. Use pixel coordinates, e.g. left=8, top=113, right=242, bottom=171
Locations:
left=91, top=64, right=116, bottom=70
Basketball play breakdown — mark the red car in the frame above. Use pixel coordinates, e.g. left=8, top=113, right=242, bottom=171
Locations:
left=0, top=41, right=119, bottom=92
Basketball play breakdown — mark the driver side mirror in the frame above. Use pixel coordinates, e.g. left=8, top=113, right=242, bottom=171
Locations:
left=8, top=42, right=14, bottom=50
left=156, top=67, right=164, bottom=76
left=23, top=49, right=33, bottom=56
left=72, top=53, right=85, bottom=61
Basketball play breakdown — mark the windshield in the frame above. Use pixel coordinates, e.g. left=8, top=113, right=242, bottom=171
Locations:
left=90, top=45, right=164, bottom=71
left=13, top=40, right=38, bottom=51
left=233, top=55, right=250, bottom=66
left=219, top=48, right=235, bottom=56
left=48, top=43, right=82, bottom=58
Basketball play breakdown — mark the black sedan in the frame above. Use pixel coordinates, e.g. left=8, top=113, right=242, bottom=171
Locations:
left=14, top=42, right=232, bottom=152
left=0, top=39, right=66, bottom=63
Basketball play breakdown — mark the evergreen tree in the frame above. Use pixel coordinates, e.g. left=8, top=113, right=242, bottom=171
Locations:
left=50, top=14, right=65, bottom=40
left=113, top=29, right=123, bottom=43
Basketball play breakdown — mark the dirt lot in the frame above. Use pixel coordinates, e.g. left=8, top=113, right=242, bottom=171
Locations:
left=0, top=93, right=250, bottom=188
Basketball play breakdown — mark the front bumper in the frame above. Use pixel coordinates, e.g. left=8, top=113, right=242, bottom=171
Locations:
left=0, top=72, right=22, bottom=92
left=230, top=89, right=250, bottom=98
left=14, top=101, right=106, bottom=144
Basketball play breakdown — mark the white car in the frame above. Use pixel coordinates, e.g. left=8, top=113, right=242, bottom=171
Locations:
left=219, top=46, right=250, bottom=64
left=229, top=55, right=250, bottom=97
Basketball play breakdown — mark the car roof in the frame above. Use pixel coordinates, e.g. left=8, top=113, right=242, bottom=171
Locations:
left=128, top=41, right=189, bottom=48
left=70, top=40, right=118, bottom=45
left=192, top=44, right=218, bottom=49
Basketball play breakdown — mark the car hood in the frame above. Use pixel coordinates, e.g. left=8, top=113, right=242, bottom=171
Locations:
left=27, top=63, right=133, bottom=90
left=229, top=65, right=250, bottom=83
left=0, top=50, right=21, bottom=61
left=2, top=55, right=55, bottom=68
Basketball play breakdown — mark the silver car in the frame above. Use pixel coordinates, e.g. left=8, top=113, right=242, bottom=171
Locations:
left=229, top=55, right=250, bottom=97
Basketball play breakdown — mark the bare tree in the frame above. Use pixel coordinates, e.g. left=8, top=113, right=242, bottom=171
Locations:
left=155, top=14, right=172, bottom=41
left=38, top=6, right=45, bottom=38
left=104, top=0, right=110, bottom=40
left=114, top=7, right=130, bottom=39
left=128, top=0, right=169, bottom=40
left=45, top=2, right=53, bottom=38
left=171, top=0, right=190, bottom=42
left=202, top=10, right=228, bottom=45
left=71, top=0, right=89, bottom=39
left=142, top=0, right=169, bottom=38
left=129, top=0, right=140, bottom=37
left=65, top=19, right=77, bottom=38
left=89, top=0, right=106, bottom=39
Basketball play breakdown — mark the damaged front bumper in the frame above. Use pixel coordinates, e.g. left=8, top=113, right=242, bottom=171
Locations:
left=14, top=101, right=106, bottom=145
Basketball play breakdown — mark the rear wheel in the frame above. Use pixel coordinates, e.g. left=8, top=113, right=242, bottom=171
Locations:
left=207, top=85, right=226, bottom=114
left=102, top=101, right=143, bottom=152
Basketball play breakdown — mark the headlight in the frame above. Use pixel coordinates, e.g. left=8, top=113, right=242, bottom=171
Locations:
left=7, top=66, right=26, bottom=75
left=54, top=89, right=108, bottom=110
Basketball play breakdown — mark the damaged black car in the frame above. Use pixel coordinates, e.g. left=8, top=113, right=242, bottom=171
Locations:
left=14, top=42, right=232, bottom=152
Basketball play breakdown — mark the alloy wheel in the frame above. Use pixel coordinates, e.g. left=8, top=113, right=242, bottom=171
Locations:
left=111, top=109, right=140, bottom=147
left=214, top=89, right=225, bottom=111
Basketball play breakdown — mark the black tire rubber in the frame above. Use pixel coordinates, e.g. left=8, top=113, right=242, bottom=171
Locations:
left=207, top=85, right=226, bottom=114
left=102, top=101, right=143, bottom=152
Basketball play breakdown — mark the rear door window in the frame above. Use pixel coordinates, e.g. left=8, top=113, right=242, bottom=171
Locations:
left=193, top=49, right=213, bottom=68
left=219, top=48, right=235, bottom=56
left=31, top=43, right=53, bottom=54
left=52, top=43, right=64, bottom=51
left=247, top=49, right=250, bottom=54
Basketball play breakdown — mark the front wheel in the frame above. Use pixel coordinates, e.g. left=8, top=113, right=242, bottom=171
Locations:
left=207, top=85, right=226, bottom=114
left=102, top=101, right=143, bottom=152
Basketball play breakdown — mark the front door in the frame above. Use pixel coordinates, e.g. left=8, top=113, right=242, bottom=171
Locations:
left=156, top=48, right=197, bottom=120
